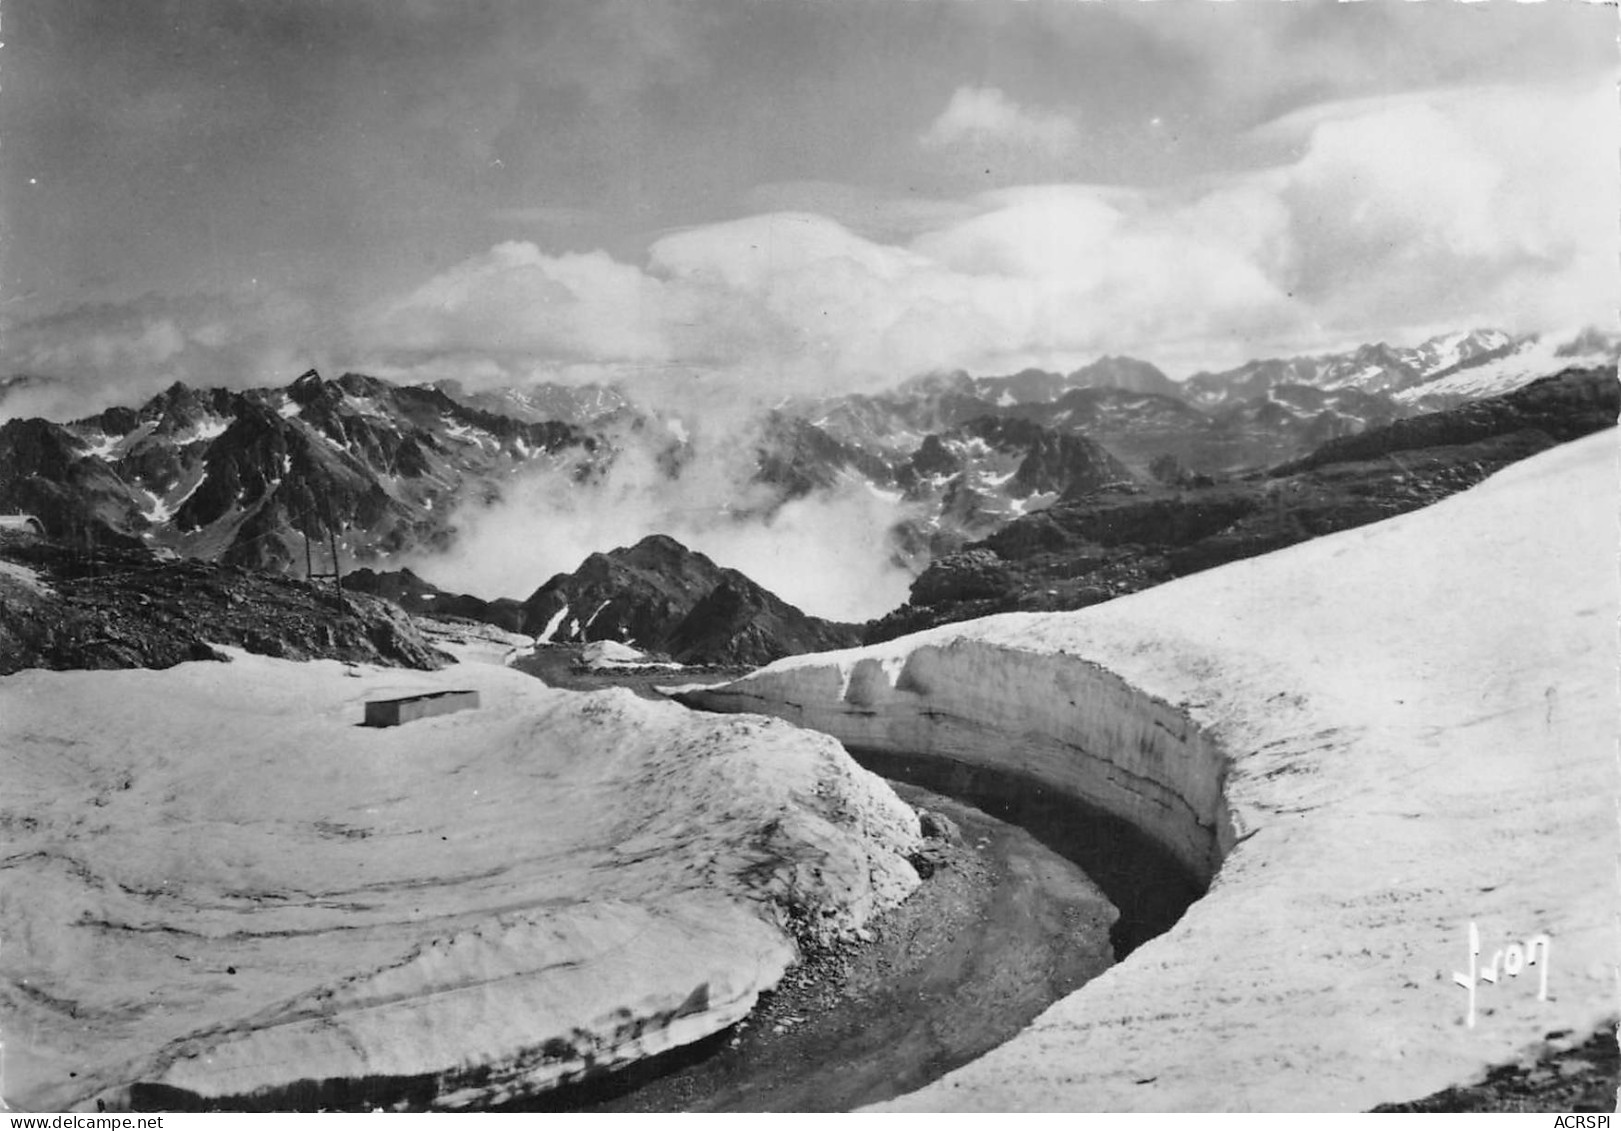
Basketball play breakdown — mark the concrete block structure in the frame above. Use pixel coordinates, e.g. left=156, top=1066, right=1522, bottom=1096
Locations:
left=363, top=689, right=480, bottom=727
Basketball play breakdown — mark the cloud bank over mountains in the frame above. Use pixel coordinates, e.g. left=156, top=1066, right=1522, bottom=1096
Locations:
left=356, top=80, right=1621, bottom=404
left=2, top=0, right=1614, bottom=422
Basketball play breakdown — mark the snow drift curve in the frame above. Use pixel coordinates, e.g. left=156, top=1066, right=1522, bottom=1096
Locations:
left=677, top=642, right=1234, bottom=887
left=0, top=656, right=922, bottom=1112
left=678, top=429, right=1619, bottom=1110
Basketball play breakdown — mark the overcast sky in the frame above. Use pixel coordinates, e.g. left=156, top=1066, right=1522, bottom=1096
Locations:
left=3, top=0, right=1616, bottom=411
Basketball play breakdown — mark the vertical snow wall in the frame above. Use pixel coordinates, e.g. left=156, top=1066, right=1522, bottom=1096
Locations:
left=678, top=638, right=1236, bottom=888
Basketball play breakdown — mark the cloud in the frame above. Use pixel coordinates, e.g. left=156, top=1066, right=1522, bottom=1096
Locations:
left=1255, top=81, right=1620, bottom=338
left=406, top=415, right=915, bottom=621
left=743, top=181, right=981, bottom=242
left=1109, top=1, right=1616, bottom=128
left=920, top=86, right=1080, bottom=157
left=489, top=205, right=604, bottom=230
left=365, top=241, right=674, bottom=366
left=360, top=75, right=1615, bottom=390
left=8, top=71, right=1609, bottom=627
left=0, top=288, right=344, bottom=421
left=25, top=77, right=1607, bottom=419
left=521, top=0, right=715, bottom=106
left=363, top=190, right=1301, bottom=394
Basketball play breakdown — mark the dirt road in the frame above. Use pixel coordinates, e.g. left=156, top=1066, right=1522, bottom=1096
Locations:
left=511, top=782, right=1117, bottom=1112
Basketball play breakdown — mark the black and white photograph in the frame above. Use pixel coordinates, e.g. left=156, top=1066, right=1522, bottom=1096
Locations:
left=0, top=0, right=1616, bottom=1115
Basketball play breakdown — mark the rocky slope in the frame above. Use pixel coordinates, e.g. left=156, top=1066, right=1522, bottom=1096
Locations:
left=3, top=325, right=1609, bottom=616
left=1, top=652, right=922, bottom=1111
left=520, top=534, right=862, bottom=666
left=1392, top=328, right=1621, bottom=411
left=0, top=532, right=448, bottom=674
left=428, top=378, right=629, bottom=426
left=1370, top=1028, right=1618, bottom=1113
left=1180, top=328, right=1525, bottom=406
left=0, top=367, right=1138, bottom=605
left=886, top=416, right=1135, bottom=558
left=0, top=370, right=597, bottom=570
left=680, top=428, right=1618, bottom=1111
left=1273, top=363, right=1618, bottom=473
left=802, top=327, right=1612, bottom=484
left=342, top=566, right=527, bottom=633
left=866, top=367, right=1617, bottom=640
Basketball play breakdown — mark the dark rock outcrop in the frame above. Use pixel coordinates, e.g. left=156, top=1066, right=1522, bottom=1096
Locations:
left=1273, top=367, right=1618, bottom=474
left=753, top=412, right=897, bottom=498
left=520, top=534, right=860, bottom=666
left=341, top=567, right=526, bottom=632
left=8, top=336, right=1609, bottom=646
left=0, top=537, right=448, bottom=675
left=866, top=368, right=1618, bottom=642
left=906, top=548, right=1015, bottom=607
left=970, top=417, right=1132, bottom=497
left=0, top=369, right=596, bottom=576
left=1065, top=355, right=1182, bottom=398
left=663, top=577, right=856, bottom=667
left=0, top=418, right=149, bottom=548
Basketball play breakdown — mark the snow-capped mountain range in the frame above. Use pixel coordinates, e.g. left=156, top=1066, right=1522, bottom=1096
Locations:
left=0, top=325, right=1611, bottom=599
left=1183, top=327, right=1619, bottom=409
left=0, top=370, right=595, bottom=574
left=1180, top=328, right=1522, bottom=406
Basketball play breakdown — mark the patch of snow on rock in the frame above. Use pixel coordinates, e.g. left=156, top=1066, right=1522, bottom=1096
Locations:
left=172, top=416, right=231, bottom=444
left=413, top=619, right=535, bottom=666
left=583, top=599, right=612, bottom=630
left=0, top=558, right=52, bottom=594
left=78, top=432, right=121, bottom=459
left=1395, top=332, right=1604, bottom=406
left=538, top=605, right=569, bottom=643
left=137, top=487, right=172, bottom=525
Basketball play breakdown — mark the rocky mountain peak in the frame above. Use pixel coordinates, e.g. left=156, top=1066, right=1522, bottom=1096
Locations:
left=519, top=533, right=859, bottom=665
left=619, top=532, right=700, bottom=568
left=288, top=368, right=336, bottom=408
left=1067, top=356, right=1180, bottom=398
left=0, top=418, right=83, bottom=486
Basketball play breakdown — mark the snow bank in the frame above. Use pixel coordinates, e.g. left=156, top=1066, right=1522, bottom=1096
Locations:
left=581, top=639, right=645, bottom=666
left=1394, top=335, right=1612, bottom=407
left=578, top=640, right=679, bottom=671
left=684, top=640, right=1229, bottom=883
left=0, top=655, right=920, bottom=1111
left=410, top=618, right=533, bottom=666
left=682, top=430, right=1619, bottom=1111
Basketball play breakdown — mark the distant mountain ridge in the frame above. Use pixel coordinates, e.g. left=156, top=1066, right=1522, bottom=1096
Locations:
left=1179, top=327, right=1621, bottom=409
left=866, top=366, right=1619, bottom=642
left=342, top=566, right=527, bottom=633
left=429, top=378, right=629, bottom=426
left=0, top=370, right=596, bottom=573
left=2, top=323, right=1610, bottom=631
